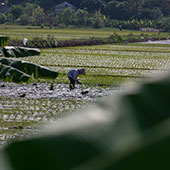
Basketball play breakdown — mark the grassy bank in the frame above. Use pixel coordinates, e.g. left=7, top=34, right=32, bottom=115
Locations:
left=0, top=25, right=169, bottom=41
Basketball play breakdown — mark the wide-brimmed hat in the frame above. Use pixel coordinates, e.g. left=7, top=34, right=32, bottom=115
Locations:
left=79, top=68, right=85, bottom=75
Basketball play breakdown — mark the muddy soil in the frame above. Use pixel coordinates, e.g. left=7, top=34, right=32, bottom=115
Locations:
left=0, top=81, right=118, bottom=101
left=0, top=81, right=120, bottom=147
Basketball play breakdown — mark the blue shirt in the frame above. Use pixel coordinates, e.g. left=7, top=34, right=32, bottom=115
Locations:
left=67, top=69, right=79, bottom=81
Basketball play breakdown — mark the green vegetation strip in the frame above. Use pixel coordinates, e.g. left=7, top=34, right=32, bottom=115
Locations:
left=0, top=97, right=89, bottom=146
left=1, top=38, right=170, bottom=147
left=0, top=36, right=9, bottom=48
left=0, top=26, right=169, bottom=41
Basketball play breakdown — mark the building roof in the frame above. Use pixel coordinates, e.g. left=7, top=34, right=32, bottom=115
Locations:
left=56, top=1, right=76, bottom=8
left=0, top=3, right=9, bottom=13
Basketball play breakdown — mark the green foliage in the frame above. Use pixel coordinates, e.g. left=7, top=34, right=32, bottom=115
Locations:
left=9, top=5, right=23, bottom=20
left=0, top=96, right=88, bottom=147
left=0, top=41, right=170, bottom=169
left=104, top=0, right=129, bottom=20
left=18, top=3, right=37, bottom=25
left=0, top=46, right=40, bottom=57
left=2, top=70, right=170, bottom=169
left=0, top=63, right=31, bottom=83
left=58, top=8, right=74, bottom=26
left=56, top=8, right=106, bottom=29
left=24, top=36, right=57, bottom=48
left=2, top=1, right=169, bottom=30
left=0, top=36, right=9, bottom=48
left=92, top=10, right=106, bottom=29
left=160, top=17, right=170, bottom=32
left=5, top=0, right=169, bottom=20
left=74, top=8, right=89, bottom=26
left=0, top=58, right=59, bottom=83
left=108, top=33, right=123, bottom=42
left=30, top=6, right=45, bottom=26
left=80, top=0, right=105, bottom=13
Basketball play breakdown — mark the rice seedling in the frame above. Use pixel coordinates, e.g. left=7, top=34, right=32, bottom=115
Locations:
left=0, top=96, right=91, bottom=147
left=1, top=41, right=170, bottom=148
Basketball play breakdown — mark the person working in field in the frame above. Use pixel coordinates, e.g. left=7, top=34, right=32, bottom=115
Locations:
left=67, top=69, right=86, bottom=90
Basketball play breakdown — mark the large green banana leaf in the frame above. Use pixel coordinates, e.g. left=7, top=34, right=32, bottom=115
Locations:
left=0, top=36, right=9, bottom=47
left=0, top=46, right=40, bottom=57
left=0, top=58, right=58, bottom=83
left=0, top=58, right=59, bottom=79
left=0, top=63, right=31, bottom=83
left=1, top=73, right=170, bottom=170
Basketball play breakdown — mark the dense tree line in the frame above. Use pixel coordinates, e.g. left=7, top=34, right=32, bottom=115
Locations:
left=6, top=0, right=170, bottom=19
left=1, top=0, right=170, bottom=31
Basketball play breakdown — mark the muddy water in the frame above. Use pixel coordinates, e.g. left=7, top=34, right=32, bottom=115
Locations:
left=0, top=82, right=117, bottom=100
left=140, top=40, right=170, bottom=44
left=0, top=81, right=119, bottom=147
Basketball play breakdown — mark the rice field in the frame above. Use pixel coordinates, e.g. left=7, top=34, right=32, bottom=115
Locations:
left=0, top=25, right=169, bottom=40
left=0, top=96, right=89, bottom=146
left=1, top=39, right=170, bottom=147
left=17, top=44, right=170, bottom=85
left=0, top=26, right=119, bottom=40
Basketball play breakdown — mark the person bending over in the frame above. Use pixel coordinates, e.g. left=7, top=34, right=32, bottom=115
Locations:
left=67, top=69, right=85, bottom=90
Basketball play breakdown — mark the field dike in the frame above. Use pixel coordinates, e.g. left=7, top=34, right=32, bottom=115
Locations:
left=8, top=39, right=106, bottom=48
left=7, top=36, right=170, bottom=48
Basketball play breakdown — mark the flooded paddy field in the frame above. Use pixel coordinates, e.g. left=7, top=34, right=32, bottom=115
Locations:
left=1, top=43, right=170, bottom=147
left=140, top=39, right=170, bottom=45
left=0, top=81, right=117, bottom=147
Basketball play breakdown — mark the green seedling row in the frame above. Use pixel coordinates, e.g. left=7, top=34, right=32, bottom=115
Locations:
left=1, top=42, right=170, bottom=147
left=15, top=44, right=170, bottom=88
left=0, top=97, right=89, bottom=147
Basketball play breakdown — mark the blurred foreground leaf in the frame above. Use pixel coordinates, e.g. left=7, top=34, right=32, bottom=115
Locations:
left=1, top=73, right=170, bottom=170
left=0, top=58, right=58, bottom=83
left=0, top=63, right=31, bottom=83
left=0, top=46, right=40, bottom=57
left=0, top=36, right=9, bottom=48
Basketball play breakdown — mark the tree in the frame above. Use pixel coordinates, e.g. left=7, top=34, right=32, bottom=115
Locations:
left=104, top=0, right=129, bottom=20
left=80, top=0, right=105, bottom=13
left=9, top=5, right=23, bottom=20
left=44, top=10, right=58, bottom=26
left=24, top=3, right=37, bottom=16
left=126, top=0, right=145, bottom=19
left=58, top=8, right=74, bottom=26
left=150, top=7, right=163, bottom=20
left=160, top=17, right=170, bottom=32
left=92, top=10, right=105, bottom=28
left=0, top=14, right=5, bottom=24
left=31, top=6, right=45, bottom=26
left=38, top=0, right=56, bottom=10
left=18, top=3, right=37, bottom=25
left=74, top=8, right=89, bottom=26
left=161, top=0, right=170, bottom=16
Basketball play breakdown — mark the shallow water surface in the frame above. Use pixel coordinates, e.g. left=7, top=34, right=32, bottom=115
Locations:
left=0, top=81, right=118, bottom=147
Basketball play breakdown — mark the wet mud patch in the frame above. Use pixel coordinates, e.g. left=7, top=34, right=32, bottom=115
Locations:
left=0, top=81, right=118, bottom=147
left=0, top=81, right=115, bottom=100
